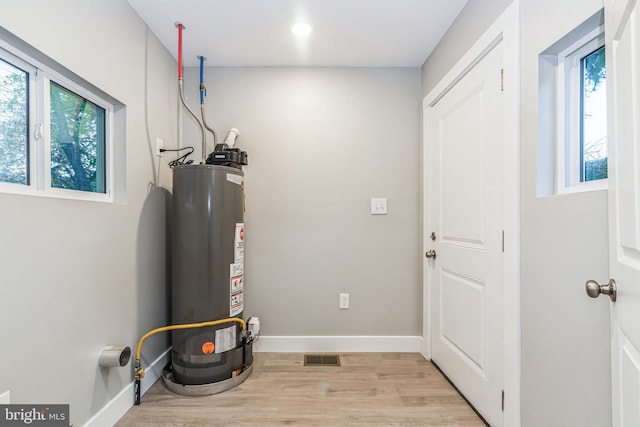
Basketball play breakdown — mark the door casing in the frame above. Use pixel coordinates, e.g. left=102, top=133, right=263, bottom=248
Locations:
left=420, top=4, right=520, bottom=426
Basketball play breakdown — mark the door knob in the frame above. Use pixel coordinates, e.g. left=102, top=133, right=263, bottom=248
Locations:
left=585, top=279, right=617, bottom=302
left=425, top=250, right=436, bottom=260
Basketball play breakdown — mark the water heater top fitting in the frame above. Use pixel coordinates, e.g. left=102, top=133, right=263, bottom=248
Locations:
left=223, top=128, right=240, bottom=147
left=205, top=128, right=248, bottom=169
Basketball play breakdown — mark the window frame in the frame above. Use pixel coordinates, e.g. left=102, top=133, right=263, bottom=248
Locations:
left=0, top=41, right=115, bottom=202
left=556, top=25, right=607, bottom=194
left=0, top=49, right=37, bottom=188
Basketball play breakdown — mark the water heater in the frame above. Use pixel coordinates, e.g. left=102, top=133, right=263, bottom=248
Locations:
left=163, top=158, right=254, bottom=395
left=133, top=24, right=257, bottom=403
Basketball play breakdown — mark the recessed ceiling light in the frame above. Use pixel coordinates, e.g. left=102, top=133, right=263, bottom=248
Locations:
left=291, top=22, right=312, bottom=38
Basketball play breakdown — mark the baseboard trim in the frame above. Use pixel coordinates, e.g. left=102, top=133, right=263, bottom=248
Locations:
left=253, top=336, right=422, bottom=353
left=83, top=348, right=170, bottom=427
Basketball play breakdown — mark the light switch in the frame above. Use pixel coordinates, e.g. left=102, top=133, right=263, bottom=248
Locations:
left=339, top=293, right=349, bottom=309
left=370, top=198, right=388, bottom=215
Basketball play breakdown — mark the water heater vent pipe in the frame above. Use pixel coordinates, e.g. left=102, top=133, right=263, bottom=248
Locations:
left=223, top=128, right=240, bottom=148
left=176, top=22, right=206, bottom=164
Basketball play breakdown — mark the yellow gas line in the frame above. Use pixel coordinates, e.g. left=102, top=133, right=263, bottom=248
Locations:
left=134, top=317, right=246, bottom=405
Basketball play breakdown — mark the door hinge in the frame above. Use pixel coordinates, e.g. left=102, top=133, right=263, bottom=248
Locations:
left=500, top=68, right=504, bottom=92
left=502, top=230, right=505, bottom=252
left=501, top=390, right=505, bottom=411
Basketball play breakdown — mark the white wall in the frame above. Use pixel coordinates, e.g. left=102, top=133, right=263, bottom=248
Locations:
left=181, top=67, right=422, bottom=337
left=0, top=1, right=177, bottom=425
left=423, top=0, right=611, bottom=426
left=519, top=0, right=610, bottom=426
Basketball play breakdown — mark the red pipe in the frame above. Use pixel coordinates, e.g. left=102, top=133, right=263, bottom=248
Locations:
left=177, top=23, right=183, bottom=79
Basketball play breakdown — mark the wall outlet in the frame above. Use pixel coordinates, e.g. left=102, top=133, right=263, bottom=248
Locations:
left=370, top=197, right=388, bottom=215
left=156, top=138, right=164, bottom=157
left=339, top=293, right=350, bottom=309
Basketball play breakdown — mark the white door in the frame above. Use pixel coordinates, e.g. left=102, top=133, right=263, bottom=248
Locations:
left=425, top=41, right=504, bottom=426
left=605, top=0, right=640, bottom=425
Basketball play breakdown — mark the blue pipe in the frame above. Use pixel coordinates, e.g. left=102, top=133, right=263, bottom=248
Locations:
left=199, top=55, right=205, bottom=104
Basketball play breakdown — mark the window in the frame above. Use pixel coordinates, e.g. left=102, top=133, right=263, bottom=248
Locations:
left=537, top=10, right=607, bottom=196
left=0, top=57, right=29, bottom=185
left=0, top=33, right=115, bottom=201
left=49, top=82, right=106, bottom=193
left=559, top=28, right=607, bottom=190
left=580, top=47, right=607, bottom=182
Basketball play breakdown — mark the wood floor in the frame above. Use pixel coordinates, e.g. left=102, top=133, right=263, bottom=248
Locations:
left=116, top=353, right=486, bottom=427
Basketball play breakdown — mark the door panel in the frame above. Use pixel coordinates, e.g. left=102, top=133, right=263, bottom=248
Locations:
left=441, top=270, right=486, bottom=371
left=426, top=41, right=504, bottom=426
left=440, top=87, right=487, bottom=248
left=621, top=337, right=640, bottom=426
left=606, top=0, right=640, bottom=424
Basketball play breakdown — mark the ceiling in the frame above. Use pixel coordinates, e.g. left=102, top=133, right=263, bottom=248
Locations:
left=126, top=0, right=468, bottom=67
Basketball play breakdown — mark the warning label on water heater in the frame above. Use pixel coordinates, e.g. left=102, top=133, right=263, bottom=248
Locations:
left=230, top=261, right=244, bottom=316
left=234, top=223, right=245, bottom=262
left=215, top=325, right=236, bottom=354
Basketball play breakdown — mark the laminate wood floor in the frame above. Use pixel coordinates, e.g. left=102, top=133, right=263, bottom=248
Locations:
left=116, top=353, right=486, bottom=427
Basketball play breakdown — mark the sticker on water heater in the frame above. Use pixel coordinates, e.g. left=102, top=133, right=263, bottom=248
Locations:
left=230, top=291, right=244, bottom=317
left=230, top=261, right=244, bottom=277
left=230, top=261, right=244, bottom=316
left=230, top=275, right=243, bottom=293
left=215, top=325, right=237, bottom=354
left=230, top=262, right=244, bottom=293
left=234, top=223, right=245, bottom=262
left=226, top=173, right=244, bottom=186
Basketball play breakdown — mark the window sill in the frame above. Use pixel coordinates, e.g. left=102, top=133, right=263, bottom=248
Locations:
left=0, top=182, right=113, bottom=203
left=557, top=178, right=608, bottom=195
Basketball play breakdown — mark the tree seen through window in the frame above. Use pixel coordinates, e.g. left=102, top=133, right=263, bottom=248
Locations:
left=581, top=46, right=607, bottom=182
left=50, top=82, right=105, bottom=193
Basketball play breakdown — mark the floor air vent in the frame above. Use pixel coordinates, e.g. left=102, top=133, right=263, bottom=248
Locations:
left=304, top=354, right=341, bottom=366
